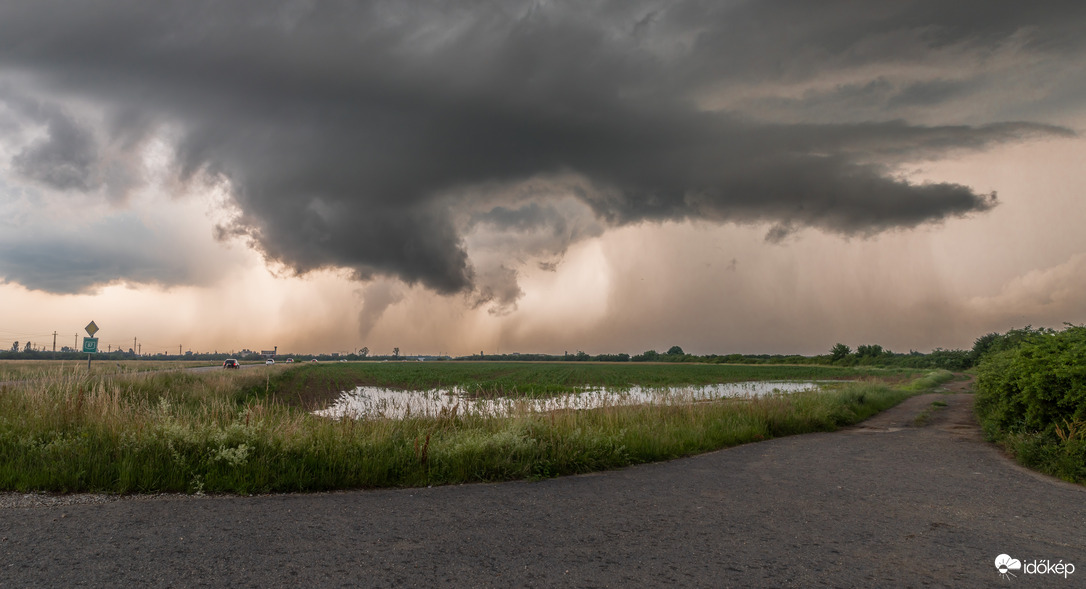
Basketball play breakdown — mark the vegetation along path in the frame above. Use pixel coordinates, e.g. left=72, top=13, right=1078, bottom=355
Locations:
left=2, top=387, right=1083, bottom=587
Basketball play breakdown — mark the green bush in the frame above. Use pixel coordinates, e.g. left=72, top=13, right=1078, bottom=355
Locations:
left=974, top=325, right=1086, bottom=483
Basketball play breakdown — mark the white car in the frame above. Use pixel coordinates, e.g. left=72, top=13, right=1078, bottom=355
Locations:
left=266, top=358, right=275, bottom=365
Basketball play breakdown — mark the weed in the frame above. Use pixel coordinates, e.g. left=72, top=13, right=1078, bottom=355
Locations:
left=0, top=363, right=931, bottom=493
left=912, top=400, right=950, bottom=427
left=1055, top=419, right=1086, bottom=443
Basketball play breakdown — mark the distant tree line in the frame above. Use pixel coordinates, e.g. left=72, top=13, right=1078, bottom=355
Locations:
left=0, top=348, right=443, bottom=363
left=449, top=328, right=1069, bottom=370
left=822, top=326, right=1064, bottom=371
left=3, top=326, right=1064, bottom=370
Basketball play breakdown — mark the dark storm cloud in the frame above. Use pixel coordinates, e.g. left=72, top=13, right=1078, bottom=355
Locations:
left=664, top=0, right=1086, bottom=84
left=0, top=0, right=1079, bottom=294
left=471, top=265, right=523, bottom=316
left=11, top=108, right=99, bottom=191
left=0, top=84, right=143, bottom=202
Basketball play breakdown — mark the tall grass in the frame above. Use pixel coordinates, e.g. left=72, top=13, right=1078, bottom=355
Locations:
left=0, top=359, right=217, bottom=381
left=0, top=366, right=923, bottom=494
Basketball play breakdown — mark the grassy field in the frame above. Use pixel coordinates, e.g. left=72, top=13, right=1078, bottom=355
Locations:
left=0, top=362, right=947, bottom=494
left=267, top=361, right=922, bottom=406
left=0, top=359, right=219, bottom=381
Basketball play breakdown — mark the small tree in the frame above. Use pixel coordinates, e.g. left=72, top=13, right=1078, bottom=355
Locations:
left=855, top=344, right=884, bottom=359
left=11, top=341, right=18, bottom=352
left=666, top=345, right=685, bottom=356
left=830, top=343, right=852, bottom=363
left=23, top=341, right=32, bottom=352
left=359, top=346, right=369, bottom=358
left=392, top=347, right=400, bottom=358
left=971, top=332, right=1002, bottom=360
left=632, top=350, right=660, bottom=362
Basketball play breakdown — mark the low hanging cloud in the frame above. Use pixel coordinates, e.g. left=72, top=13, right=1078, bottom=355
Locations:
left=11, top=108, right=99, bottom=192
left=0, top=209, right=228, bottom=294
left=0, top=0, right=1079, bottom=297
left=968, top=253, right=1086, bottom=323
left=0, top=84, right=144, bottom=202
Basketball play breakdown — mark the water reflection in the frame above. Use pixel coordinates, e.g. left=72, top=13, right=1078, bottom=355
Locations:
left=315, top=381, right=825, bottom=420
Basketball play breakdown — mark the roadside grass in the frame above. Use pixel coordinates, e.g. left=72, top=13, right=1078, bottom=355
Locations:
left=0, top=364, right=935, bottom=494
left=898, top=369, right=955, bottom=392
left=0, top=360, right=216, bottom=381
left=985, top=426, right=1086, bottom=485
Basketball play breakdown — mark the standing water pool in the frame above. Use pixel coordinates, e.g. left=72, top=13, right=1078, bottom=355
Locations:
left=315, top=381, right=830, bottom=420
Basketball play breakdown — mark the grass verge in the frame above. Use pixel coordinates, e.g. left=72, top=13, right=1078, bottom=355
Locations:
left=0, top=366, right=930, bottom=494
left=0, top=359, right=217, bottom=381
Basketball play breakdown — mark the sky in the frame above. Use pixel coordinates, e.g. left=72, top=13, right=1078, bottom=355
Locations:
left=1, top=0, right=1085, bottom=357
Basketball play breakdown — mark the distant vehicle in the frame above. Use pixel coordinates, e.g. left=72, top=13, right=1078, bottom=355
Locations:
left=339, top=359, right=347, bottom=362
left=310, top=359, right=318, bottom=363
left=266, top=359, right=275, bottom=365
left=286, top=358, right=294, bottom=363
left=223, top=359, right=239, bottom=369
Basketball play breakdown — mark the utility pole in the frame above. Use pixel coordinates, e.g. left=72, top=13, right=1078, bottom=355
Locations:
left=74, top=334, right=78, bottom=349
left=179, top=344, right=182, bottom=356
left=52, top=332, right=57, bottom=353
left=133, top=337, right=137, bottom=354
left=138, top=343, right=141, bottom=355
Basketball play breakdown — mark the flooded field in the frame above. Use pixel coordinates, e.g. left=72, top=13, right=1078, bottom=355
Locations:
left=315, top=381, right=828, bottom=419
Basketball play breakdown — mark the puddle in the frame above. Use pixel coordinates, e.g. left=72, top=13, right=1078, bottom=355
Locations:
left=315, top=381, right=827, bottom=420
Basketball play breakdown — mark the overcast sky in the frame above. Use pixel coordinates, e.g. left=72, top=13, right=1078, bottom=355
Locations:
left=2, top=0, right=1085, bottom=356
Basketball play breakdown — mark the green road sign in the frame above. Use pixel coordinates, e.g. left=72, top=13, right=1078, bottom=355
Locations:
left=82, top=337, right=99, bottom=353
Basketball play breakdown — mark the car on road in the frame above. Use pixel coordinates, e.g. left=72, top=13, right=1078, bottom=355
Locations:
left=223, top=359, right=239, bottom=369
left=266, top=358, right=275, bottom=365
left=286, top=358, right=294, bottom=363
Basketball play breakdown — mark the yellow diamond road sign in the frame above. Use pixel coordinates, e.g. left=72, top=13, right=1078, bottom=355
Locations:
left=85, top=321, right=99, bottom=337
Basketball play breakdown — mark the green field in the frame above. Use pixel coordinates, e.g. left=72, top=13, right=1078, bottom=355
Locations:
left=268, top=361, right=921, bottom=405
left=0, top=361, right=945, bottom=494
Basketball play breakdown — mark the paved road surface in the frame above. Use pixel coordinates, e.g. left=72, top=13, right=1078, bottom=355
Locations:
left=2, top=392, right=1083, bottom=587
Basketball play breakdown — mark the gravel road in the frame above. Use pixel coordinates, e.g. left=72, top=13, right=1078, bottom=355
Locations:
left=2, top=391, right=1083, bottom=588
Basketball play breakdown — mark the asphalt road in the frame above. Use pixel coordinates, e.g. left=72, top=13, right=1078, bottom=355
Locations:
left=2, top=392, right=1083, bottom=588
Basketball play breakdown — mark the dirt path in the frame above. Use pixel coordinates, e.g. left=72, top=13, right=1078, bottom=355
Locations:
left=2, top=389, right=1083, bottom=588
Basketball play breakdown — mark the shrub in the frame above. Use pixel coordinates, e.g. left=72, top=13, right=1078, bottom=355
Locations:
left=974, top=325, right=1086, bottom=482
